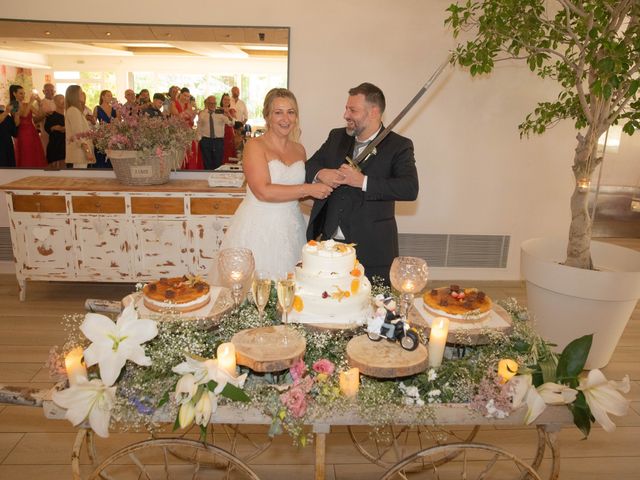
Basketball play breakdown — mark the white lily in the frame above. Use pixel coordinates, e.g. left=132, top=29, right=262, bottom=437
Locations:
left=52, top=377, right=116, bottom=438
left=172, top=355, right=247, bottom=393
left=81, top=304, right=158, bottom=386
left=537, top=382, right=578, bottom=405
left=509, top=374, right=547, bottom=424
left=194, top=391, right=217, bottom=426
left=178, top=400, right=196, bottom=428
left=175, top=373, right=198, bottom=404
left=578, top=369, right=631, bottom=433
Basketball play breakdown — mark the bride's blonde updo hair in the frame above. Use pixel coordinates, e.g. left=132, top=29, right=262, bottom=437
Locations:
left=263, top=88, right=300, bottom=141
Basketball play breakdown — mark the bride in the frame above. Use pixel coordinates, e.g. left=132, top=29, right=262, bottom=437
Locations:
left=219, top=88, right=333, bottom=275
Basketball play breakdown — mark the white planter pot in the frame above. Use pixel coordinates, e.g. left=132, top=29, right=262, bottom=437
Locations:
left=521, top=237, right=640, bottom=369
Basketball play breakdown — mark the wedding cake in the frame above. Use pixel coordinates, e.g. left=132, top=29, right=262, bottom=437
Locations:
left=290, top=240, right=372, bottom=325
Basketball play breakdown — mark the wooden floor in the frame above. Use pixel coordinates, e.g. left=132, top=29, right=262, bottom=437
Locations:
left=0, top=239, right=639, bottom=479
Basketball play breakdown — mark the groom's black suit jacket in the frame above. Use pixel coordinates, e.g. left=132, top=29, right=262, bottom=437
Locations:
left=305, top=127, right=419, bottom=280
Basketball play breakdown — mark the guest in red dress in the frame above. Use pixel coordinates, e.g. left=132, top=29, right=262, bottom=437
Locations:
left=170, top=87, right=202, bottom=170
left=9, top=85, right=46, bottom=168
left=220, top=93, right=238, bottom=164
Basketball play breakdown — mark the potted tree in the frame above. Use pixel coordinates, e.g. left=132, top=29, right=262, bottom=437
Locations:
left=445, top=0, right=640, bottom=367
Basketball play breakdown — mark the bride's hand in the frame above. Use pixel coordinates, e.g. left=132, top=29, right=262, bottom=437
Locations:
left=306, top=183, right=333, bottom=200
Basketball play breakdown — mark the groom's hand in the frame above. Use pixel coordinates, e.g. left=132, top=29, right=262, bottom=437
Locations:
left=338, top=164, right=365, bottom=189
left=316, top=168, right=346, bottom=189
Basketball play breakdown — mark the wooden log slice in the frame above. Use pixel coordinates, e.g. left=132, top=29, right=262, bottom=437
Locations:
left=231, top=325, right=306, bottom=373
left=346, top=334, right=428, bottom=378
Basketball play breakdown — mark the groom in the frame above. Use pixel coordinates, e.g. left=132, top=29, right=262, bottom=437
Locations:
left=305, top=82, right=419, bottom=283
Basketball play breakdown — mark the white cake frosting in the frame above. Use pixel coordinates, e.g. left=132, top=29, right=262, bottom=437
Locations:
left=290, top=240, right=372, bottom=325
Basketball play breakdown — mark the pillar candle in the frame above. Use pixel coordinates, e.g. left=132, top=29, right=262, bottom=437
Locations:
left=428, top=317, right=449, bottom=368
left=217, top=342, right=237, bottom=377
left=64, top=347, right=87, bottom=386
left=339, top=368, right=360, bottom=397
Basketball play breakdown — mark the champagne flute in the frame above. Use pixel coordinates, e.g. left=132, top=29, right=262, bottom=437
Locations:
left=251, top=270, right=271, bottom=325
left=276, top=272, right=296, bottom=345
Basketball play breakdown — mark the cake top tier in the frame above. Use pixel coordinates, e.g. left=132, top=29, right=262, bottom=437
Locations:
left=303, top=239, right=355, bottom=257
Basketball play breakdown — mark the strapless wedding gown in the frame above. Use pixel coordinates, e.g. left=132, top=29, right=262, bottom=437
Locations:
left=220, top=160, right=307, bottom=275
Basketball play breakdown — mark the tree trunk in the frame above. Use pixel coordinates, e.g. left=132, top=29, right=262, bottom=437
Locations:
left=565, top=126, right=606, bottom=269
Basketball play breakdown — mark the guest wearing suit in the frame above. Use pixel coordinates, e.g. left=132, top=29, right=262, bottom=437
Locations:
left=305, top=82, right=419, bottom=283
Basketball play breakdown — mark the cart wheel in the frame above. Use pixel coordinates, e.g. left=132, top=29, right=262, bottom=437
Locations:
left=368, top=331, right=383, bottom=341
left=154, top=423, right=273, bottom=465
left=87, top=438, right=261, bottom=480
left=348, top=424, right=480, bottom=470
left=400, top=330, right=419, bottom=351
left=379, top=442, right=542, bottom=480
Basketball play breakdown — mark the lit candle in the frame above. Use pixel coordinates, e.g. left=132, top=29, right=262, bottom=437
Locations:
left=428, top=317, right=449, bottom=368
left=339, top=368, right=360, bottom=397
left=64, top=347, right=87, bottom=386
left=497, top=359, right=519, bottom=383
left=230, top=271, right=243, bottom=283
left=401, top=279, right=415, bottom=292
left=217, top=343, right=237, bottom=377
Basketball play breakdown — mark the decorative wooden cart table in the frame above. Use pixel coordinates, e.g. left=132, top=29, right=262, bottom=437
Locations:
left=40, top=395, right=573, bottom=480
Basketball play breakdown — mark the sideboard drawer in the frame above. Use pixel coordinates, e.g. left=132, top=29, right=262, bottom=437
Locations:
left=131, top=197, right=184, bottom=215
left=72, top=196, right=126, bottom=214
left=190, top=198, right=243, bottom=215
left=12, top=194, right=66, bottom=213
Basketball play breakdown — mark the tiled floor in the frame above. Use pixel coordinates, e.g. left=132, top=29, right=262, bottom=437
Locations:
left=0, top=239, right=639, bottom=479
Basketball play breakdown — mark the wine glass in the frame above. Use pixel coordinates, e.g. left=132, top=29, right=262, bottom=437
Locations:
left=251, top=270, right=271, bottom=325
left=276, top=272, right=296, bottom=345
left=389, top=256, right=429, bottom=317
left=218, top=248, right=255, bottom=309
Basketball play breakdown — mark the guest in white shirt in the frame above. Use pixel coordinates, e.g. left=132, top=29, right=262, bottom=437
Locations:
left=230, top=86, right=248, bottom=124
left=197, top=96, right=233, bottom=169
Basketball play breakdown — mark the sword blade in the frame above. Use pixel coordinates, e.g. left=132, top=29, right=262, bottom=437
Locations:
left=348, top=54, right=452, bottom=170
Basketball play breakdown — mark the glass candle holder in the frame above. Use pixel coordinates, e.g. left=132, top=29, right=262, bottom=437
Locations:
left=218, top=248, right=255, bottom=309
left=389, top=256, right=429, bottom=317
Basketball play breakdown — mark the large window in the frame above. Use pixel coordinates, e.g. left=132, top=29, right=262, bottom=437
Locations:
left=132, top=72, right=286, bottom=126
left=54, top=71, right=117, bottom=108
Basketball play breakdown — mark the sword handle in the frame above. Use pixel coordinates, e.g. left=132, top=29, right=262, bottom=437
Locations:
left=344, top=156, right=362, bottom=172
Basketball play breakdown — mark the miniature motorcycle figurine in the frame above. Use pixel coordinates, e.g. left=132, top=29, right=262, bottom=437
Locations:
left=366, top=295, right=420, bottom=351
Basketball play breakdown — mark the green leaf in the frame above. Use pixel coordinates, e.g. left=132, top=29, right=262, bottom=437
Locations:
left=556, top=334, right=592, bottom=383
left=173, top=413, right=181, bottom=432
left=569, top=391, right=593, bottom=438
left=220, top=383, right=251, bottom=402
left=199, top=424, right=207, bottom=442
left=539, top=356, right=558, bottom=384
left=157, top=390, right=170, bottom=408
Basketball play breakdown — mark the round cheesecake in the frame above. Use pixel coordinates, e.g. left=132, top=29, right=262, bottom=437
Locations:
left=423, top=285, right=492, bottom=321
left=142, top=276, right=211, bottom=313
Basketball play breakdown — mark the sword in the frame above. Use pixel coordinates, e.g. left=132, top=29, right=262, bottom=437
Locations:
left=345, top=54, right=452, bottom=171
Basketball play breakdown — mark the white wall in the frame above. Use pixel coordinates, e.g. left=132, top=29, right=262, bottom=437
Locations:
left=0, top=0, right=581, bottom=280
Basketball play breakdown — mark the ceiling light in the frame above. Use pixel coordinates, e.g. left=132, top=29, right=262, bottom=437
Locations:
left=44, top=31, right=51, bottom=36
left=105, top=32, right=111, bottom=37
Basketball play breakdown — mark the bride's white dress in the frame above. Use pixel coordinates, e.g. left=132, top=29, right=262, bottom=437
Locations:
left=219, top=159, right=307, bottom=275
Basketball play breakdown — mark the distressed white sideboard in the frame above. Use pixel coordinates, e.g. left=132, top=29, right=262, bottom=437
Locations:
left=1, top=176, right=245, bottom=300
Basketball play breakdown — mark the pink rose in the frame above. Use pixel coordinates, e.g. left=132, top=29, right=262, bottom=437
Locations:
left=280, top=387, right=308, bottom=418
left=290, top=359, right=307, bottom=381
left=312, top=359, right=335, bottom=376
left=296, top=375, right=314, bottom=393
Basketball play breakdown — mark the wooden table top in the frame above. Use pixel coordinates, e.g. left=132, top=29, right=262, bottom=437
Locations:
left=0, top=176, right=245, bottom=194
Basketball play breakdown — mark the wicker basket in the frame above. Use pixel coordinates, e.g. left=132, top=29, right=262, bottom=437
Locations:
left=107, top=150, right=179, bottom=185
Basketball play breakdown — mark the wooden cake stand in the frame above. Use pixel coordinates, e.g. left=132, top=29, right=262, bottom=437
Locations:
left=409, top=301, right=513, bottom=346
left=231, top=325, right=306, bottom=372
left=346, top=335, right=428, bottom=378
